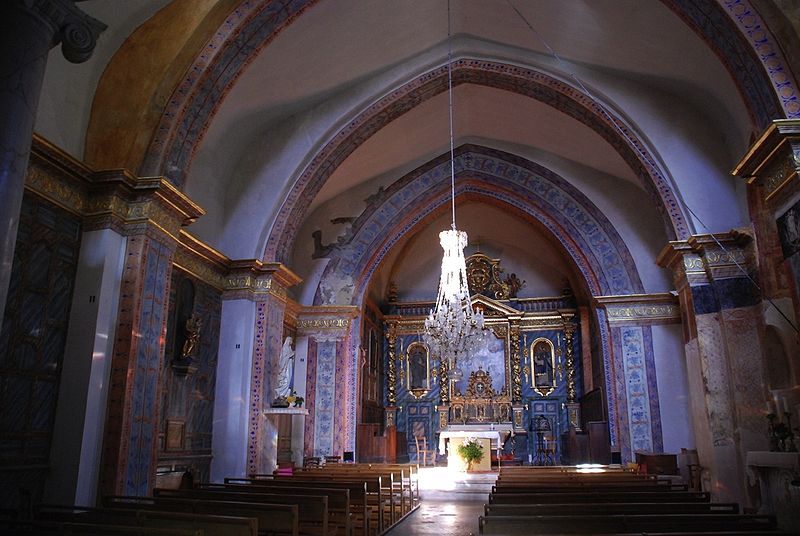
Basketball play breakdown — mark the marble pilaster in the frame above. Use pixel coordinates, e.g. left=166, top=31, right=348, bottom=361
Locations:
left=595, top=293, right=680, bottom=460
left=95, top=174, right=204, bottom=497
left=658, top=232, right=769, bottom=503
left=297, top=306, right=359, bottom=458
left=217, top=262, right=301, bottom=478
left=0, top=1, right=105, bottom=327
left=732, top=119, right=800, bottom=385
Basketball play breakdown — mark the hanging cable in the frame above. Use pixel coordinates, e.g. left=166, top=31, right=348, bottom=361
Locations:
left=447, top=0, right=456, bottom=230
left=507, top=0, right=799, bottom=333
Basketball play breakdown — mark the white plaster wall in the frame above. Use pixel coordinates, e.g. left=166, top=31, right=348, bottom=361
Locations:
left=36, top=0, right=172, bottom=158
left=45, top=228, right=126, bottom=506
left=191, top=34, right=750, bottom=264
left=211, top=299, right=256, bottom=481
left=651, top=323, right=695, bottom=455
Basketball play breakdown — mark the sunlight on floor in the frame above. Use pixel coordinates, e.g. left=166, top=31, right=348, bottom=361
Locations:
left=415, top=466, right=498, bottom=491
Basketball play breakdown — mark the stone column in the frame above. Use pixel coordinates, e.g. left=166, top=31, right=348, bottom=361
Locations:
left=0, top=0, right=105, bottom=326
left=94, top=173, right=204, bottom=498
left=658, top=232, right=770, bottom=503
left=297, top=307, right=358, bottom=458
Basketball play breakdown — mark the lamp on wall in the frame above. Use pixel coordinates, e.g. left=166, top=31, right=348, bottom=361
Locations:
left=423, top=0, right=485, bottom=380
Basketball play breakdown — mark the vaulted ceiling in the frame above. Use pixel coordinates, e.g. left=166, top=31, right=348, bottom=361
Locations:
left=35, top=0, right=799, bottom=301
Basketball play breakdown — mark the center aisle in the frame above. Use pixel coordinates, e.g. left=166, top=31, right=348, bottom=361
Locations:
left=386, top=468, right=497, bottom=536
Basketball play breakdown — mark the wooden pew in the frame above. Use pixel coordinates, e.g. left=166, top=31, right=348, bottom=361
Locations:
left=0, top=519, right=202, bottom=535
left=223, top=479, right=371, bottom=536
left=154, top=488, right=329, bottom=536
left=33, top=505, right=256, bottom=536
left=492, top=480, right=688, bottom=494
left=484, top=502, right=741, bottom=517
left=103, top=496, right=298, bottom=536
left=296, top=465, right=415, bottom=521
left=270, top=474, right=387, bottom=534
left=488, top=490, right=713, bottom=504
left=212, top=483, right=352, bottom=536
left=477, top=513, right=779, bottom=534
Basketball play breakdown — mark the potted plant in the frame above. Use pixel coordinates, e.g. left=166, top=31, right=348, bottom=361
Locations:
left=457, top=438, right=484, bottom=471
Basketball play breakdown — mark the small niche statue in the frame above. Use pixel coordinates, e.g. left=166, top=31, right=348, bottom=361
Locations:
left=272, top=336, right=295, bottom=407
left=181, top=314, right=202, bottom=361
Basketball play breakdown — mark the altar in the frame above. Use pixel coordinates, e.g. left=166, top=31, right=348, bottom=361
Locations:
left=440, top=434, right=493, bottom=471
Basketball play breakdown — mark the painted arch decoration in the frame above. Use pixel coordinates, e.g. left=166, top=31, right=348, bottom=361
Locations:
left=311, top=145, right=660, bottom=460
left=133, top=0, right=796, bottom=189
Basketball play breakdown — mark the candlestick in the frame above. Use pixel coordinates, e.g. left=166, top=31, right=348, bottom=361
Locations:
left=557, top=333, right=561, bottom=346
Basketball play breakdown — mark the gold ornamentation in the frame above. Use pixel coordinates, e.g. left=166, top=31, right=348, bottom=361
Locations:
left=386, top=322, right=398, bottom=406
left=605, top=304, right=680, bottom=324
left=529, top=337, right=557, bottom=397
left=180, top=314, right=202, bottom=360
left=564, top=323, right=577, bottom=402
left=297, top=317, right=350, bottom=330
left=449, top=368, right=512, bottom=424
left=173, top=247, right=226, bottom=290
left=26, top=163, right=87, bottom=214
left=439, top=359, right=449, bottom=405
left=465, top=253, right=510, bottom=300
left=510, top=323, right=522, bottom=403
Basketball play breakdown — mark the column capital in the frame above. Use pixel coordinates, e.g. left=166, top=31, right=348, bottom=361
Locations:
left=223, top=260, right=301, bottom=301
left=657, top=230, right=753, bottom=283
left=84, top=171, right=205, bottom=243
left=594, top=293, right=681, bottom=326
left=14, top=0, right=107, bottom=63
left=296, top=305, right=359, bottom=338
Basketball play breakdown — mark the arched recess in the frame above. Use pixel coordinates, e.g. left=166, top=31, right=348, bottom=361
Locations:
left=265, top=59, right=693, bottom=263
left=115, top=0, right=793, bottom=186
left=310, top=145, right=661, bottom=459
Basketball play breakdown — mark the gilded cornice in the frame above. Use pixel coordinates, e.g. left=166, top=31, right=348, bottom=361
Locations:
left=173, top=231, right=228, bottom=291
left=732, top=119, right=800, bottom=178
left=297, top=305, right=359, bottom=334
left=657, top=230, right=753, bottom=284
left=26, top=135, right=305, bottom=295
left=27, top=135, right=204, bottom=242
left=223, top=260, right=302, bottom=301
left=732, top=119, right=800, bottom=204
left=594, top=293, right=680, bottom=325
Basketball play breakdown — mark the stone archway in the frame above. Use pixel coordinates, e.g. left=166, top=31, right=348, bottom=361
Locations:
left=309, top=145, right=661, bottom=460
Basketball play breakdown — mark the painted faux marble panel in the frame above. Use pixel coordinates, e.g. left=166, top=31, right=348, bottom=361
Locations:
left=694, top=315, right=736, bottom=446
left=620, top=326, right=654, bottom=453
left=595, top=309, right=618, bottom=448
left=313, top=339, right=337, bottom=456
left=124, top=238, right=173, bottom=496
left=158, top=270, right=221, bottom=482
left=720, top=307, right=769, bottom=452
left=0, top=193, right=81, bottom=508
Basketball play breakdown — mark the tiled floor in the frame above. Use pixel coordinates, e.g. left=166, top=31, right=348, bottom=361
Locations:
left=386, top=468, right=496, bottom=536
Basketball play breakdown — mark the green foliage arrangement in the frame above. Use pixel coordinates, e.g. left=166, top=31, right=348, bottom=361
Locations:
left=456, top=438, right=484, bottom=471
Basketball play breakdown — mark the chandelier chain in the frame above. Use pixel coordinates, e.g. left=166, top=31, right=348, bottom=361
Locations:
left=447, top=0, right=456, bottom=230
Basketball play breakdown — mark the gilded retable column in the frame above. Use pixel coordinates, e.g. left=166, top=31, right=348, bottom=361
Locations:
left=0, top=1, right=105, bottom=326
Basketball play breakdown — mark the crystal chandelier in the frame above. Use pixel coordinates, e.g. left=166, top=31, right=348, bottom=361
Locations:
left=423, top=0, right=485, bottom=378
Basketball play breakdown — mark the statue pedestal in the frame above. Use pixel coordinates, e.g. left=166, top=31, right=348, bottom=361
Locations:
left=263, top=408, right=309, bottom=470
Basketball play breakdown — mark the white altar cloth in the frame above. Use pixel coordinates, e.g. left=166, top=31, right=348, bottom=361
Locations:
left=438, top=430, right=503, bottom=455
